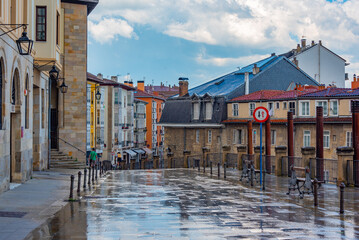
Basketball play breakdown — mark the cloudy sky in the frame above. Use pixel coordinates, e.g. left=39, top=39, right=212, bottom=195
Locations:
left=88, top=0, right=359, bottom=88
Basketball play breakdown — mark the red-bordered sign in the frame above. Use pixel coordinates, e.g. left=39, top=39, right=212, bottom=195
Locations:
left=253, top=107, right=269, bottom=123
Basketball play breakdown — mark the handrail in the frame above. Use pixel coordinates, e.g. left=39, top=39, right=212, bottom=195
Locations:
left=52, top=136, right=86, bottom=155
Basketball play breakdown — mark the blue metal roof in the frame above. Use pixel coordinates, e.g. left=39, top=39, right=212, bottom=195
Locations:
left=186, top=55, right=278, bottom=97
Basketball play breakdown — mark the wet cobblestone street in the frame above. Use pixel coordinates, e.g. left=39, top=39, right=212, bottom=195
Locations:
left=28, top=169, right=359, bottom=239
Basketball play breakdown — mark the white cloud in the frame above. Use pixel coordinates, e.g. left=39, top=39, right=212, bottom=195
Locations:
left=88, top=18, right=137, bottom=44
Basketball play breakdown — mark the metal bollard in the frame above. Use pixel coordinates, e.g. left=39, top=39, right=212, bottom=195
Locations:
left=83, top=168, right=87, bottom=189
left=203, top=160, right=205, bottom=173
left=224, top=163, right=226, bottom=179
left=250, top=168, right=254, bottom=187
left=69, top=175, right=74, bottom=200
left=217, top=162, right=220, bottom=178
left=88, top=167, right=91, bottom=186
left=99, top=162, right=102, bottom=178
left=314, top=178, right=318, bottom=207
left=210, top=161, right=213, bottom=175
left=174, top=159, right=176, bottom=169
left=262, top=170, right=266, bottom=191
left=77, top=171, right=82, bottom=193
left=340, top=182, right=345, bottom=214
left=92, top=166, right=95, bottom=183
left=198, top=160, right=200, bottom=172
left=95, top=163, right=98, bottom=180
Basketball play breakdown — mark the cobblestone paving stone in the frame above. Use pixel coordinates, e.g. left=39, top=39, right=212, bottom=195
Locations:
left=28, top=169, right=359, bottom=239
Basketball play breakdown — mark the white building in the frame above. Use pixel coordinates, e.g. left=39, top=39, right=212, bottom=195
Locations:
left=282, top=39, right=348, bottom=88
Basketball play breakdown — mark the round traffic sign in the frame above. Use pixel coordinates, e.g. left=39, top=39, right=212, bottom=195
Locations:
left=253, top=107, right=269, bottom=123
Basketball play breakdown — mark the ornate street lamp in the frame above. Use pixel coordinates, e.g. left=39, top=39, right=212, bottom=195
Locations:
left=49, top=65, right=59, bottom=80
left=0, top=24, right=33, bottom=55
left=95, top=88, right=101, bottom=101
left=59, top=78, right=68, bottom=94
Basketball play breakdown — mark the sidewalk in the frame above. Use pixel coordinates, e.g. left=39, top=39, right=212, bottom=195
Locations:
left=0, top=169, right=86, bottom=240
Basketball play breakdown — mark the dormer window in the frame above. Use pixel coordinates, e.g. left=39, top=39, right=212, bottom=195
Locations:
left=205, top=102, right=212, bottom=120
left=193, top=102, right=199, bottom=120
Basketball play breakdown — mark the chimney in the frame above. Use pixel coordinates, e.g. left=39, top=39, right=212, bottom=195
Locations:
left=128, top=81, right=133, bottom=87
left=296, top=44, right=301, bottom=53
left=319, top=40, right=322, bottom=46
left=292, top=57, right=299, bottom=68
left=252, top=64, right=259, bottom=75
left=271, top=53, right=276, bottom=57
left=111, top=76, right=118, bottom=82
left=178, top=77, right=189, bottom=97
left=97, top=73, right=103, bottom=80
left=301, top=37, right=306, bottom=48
left=137, top=80, right=145, bottom=91
left=245, top=72, right=249, bottom=95
left=311, top=40, right=315, bottom=46
left=352, top=74, right=359, bottom=89
left=124, top=81, right=129, bottom=86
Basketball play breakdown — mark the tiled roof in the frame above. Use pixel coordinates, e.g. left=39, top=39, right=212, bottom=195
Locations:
left=300, top=88, right=359, bottom=98
left=223, top=117, right=352, bottom=124
left=230, top=90, right=284, bottom=102
left=134, top=89, right=165, bottom=101
left=87, top=72, right=136, bottom=90
left=145, top=86, right=179, bottom=92
left=269, top=89, right=318, bottom=100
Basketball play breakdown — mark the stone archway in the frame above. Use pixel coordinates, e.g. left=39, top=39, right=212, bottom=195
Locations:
left=10, top=68, right=22, bottom=182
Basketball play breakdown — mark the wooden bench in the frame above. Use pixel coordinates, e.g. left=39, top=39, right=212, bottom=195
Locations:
left=286, top=165, right=323, bottom=198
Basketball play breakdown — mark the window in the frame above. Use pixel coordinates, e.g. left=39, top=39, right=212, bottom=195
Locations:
left=205, top=102, right=212, bottom=120
left=289, top=101, right=295, bottom=115
left=233, top=129, right=243, bottom=144
left=0, top=59, right=3, bottom=129
left=283, top=102, right=287, bottom=110
left=324, top=131, right=330, bottom=148
left=346, top=131, right=353, bottom=147
left=193, top=102, right=200, bottom=120
left=271, top=130, right=276, bottom=145
left=36, top=6, right=46, bottom=41
left=253, top=129, right=257, bottom=145
left=268, top=102, right=273, bottom=111
left=316, top=100, right=328, bottom=116
left=196, top=130, right=200, bottom=143
left=303, top=130, right=311, bottom=147
left=233, top=103, right=239, bottom=116
left=56, top=12, right=60, bottom=45
left=276, top=102, right=280, bottom=109
left=249, top=103, right=256, bottom=116
left=25, top=74, right=29, bottom=129
left=330, top=100, right=338, bottom=116
left=208, top=130, right=212, bottom=143
left=300, top=101, right=310, bottom=116
left=41, top=89, right=45, bottom=128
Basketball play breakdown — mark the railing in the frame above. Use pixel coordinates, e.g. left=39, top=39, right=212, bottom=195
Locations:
left=309, top=158, right=338, bottom=184
left=54, top=136, right=86, bottom=155
left=226, top=153, right=238, bottom=169
left=281, top=156, right=303, bottom=177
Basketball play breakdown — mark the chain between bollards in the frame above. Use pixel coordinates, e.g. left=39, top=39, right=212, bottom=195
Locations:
left=210, top=161, right=213, bottom=175
left=217, top=162, right=220, bottom=178
left=69, top=175, right=74, bottom=200
left=83, top=168, right=87, bottom=189
left=224, top=163, right=226, bottom=179
left=340, top=182, right=345, bottom=214
left=314, top=178, right=318, bottom=207
left=77, top=171, right=81, bottom=193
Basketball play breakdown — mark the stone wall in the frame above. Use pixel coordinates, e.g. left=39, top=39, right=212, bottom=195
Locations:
left=59, top=3, right=88, bottom=162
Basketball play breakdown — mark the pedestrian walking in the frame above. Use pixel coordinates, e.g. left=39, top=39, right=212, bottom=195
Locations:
left=89, top=148, right=97, bottom=168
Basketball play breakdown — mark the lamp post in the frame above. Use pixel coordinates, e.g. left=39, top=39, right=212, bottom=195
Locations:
left=48, top=65, right=59, bottom=169
left=0, top=24, right=33, bottom=55
left=59, top=78, right=68, bottom=94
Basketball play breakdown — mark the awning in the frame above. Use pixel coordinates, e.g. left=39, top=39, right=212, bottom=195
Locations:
left=142, top=148, right=153, bottom=155
left=124, top=149, right=137, bottom=157
left=133, top=149, right=145, bottom=154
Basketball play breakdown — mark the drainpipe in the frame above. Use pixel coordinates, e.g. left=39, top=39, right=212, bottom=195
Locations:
left=247, top=120, right=253, bottom=155
left=265, top=117, right=271, bottom=173
left=316, top=106, right=324, bottom=181
left=352, top=101, right=359, bottom=187
left=287, top=111, right=294, bottom=176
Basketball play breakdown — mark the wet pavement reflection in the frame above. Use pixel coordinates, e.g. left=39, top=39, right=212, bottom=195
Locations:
left=27, top=169, right=359, bottom=239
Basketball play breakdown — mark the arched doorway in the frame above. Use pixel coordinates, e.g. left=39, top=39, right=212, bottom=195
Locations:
left=10, top=68, right=22, bottom=182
